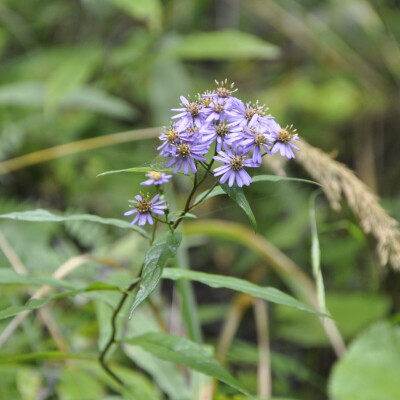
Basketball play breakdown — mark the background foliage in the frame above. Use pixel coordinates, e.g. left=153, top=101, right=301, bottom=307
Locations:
left=0, top=0, right=400, bottom=399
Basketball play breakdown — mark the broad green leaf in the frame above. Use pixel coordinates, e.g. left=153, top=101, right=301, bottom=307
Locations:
left=45, top=47, right=100, bottom=109
left=194, top=174, right=320, bottom=204
left=130, top=231, right=182, bottom=316
left=59, top=86, right=136, bottom=119
left=164, top=30, right=279, bottom=60
left=122, top=332, right=253, bottom=398
left=0, top=209, right=149, bottom=239
left=162, top=268, right=325, bottom=316
left=0, top=283, right=124, bottom=320
left=309, top=191, right=326, bottom=314
left=329, top=323, right=400, bottom=400
left=107, top=0, right=162, bottom=31
left=221, top=183, right=257, bottom=231
left=0, top=81, right=44, bottom=107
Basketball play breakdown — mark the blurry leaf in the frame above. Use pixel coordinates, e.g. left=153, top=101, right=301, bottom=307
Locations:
left=309, top=191, right=326, bottom=314
left=221, top=183, right=257, bottom=231
left=162, top=268, right=325, bottom=316
left=122, top=332, right=253, bottom=398
left=164, top=30, right=279, bottom=60
left=275, top=292, right=391, bottom=346
left=0, top=209, right=150, bottom=238
left=122, top=308, right=190, bottom=400
left=16, top=368, right=42, bottom=400
left=0, top=268, right=77, bottom=289
left=195, top=175, right=320, bottom=203
left=149, top=58, right=191, bottom=125
left=57, top=368, right=105, bottom=399
left=107, top=0, right=162, bottom=31
left=0, top=282, right=124, bottom=320
left=130, top=231, right=182, bottom=316
left=329, top=322, right=400, bottom=400
left=46, top=47, right=101, bottom=109
left=60, top=86, right=136, bottom=119
left=0, top=81, right=44, bottom=107
left=0, top=352, right=94, bottom=364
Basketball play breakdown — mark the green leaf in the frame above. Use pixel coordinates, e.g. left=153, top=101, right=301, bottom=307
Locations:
left=46, top=47, right=100, bottom=109
left=0, top=283, right=124, bottom=320
left=0, top=81, right=44, bottom=107
left=0, top=269, right=77, bottom=290
left=164, top=30, right=279, bottom=60
left=0, top=352, right=95, bottom=364
left=130, top=231, right=182, bottom=316
left=122, top=332, right=253, bottom=398
left=0, top=209, right=149, bottom=239
left=107, top=0, right=162, bottom=32
left=194, top=174, right=320, bottom=204
left=309, top=191, right=326, bottom=314
left=329, top=322, right=400, bottom=400
left=162, top=268, right=325, bottom=316
left=221, top=184, right=257, bottom=231
left=59, top=86, right=136, bottom=119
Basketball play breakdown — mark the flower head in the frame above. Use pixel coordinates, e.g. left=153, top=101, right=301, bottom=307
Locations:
left=171, top=96, right=208, bottom=130
left=269, top=121, right=300, bottom=159
left=124, top=194, right=167, bottom=226
left=166, top=141, right=209, bottom=175
left=213, top=147, right=258, bottom=187
left=140, top=171, right=172, bottom=186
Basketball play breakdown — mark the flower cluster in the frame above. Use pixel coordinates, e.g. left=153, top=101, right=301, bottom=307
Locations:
left=125, top=80, right=300, bottom=226
left=158, top=79, right=300, bottom=187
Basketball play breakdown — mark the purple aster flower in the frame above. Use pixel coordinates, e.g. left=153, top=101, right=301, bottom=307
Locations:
left=205, top=97, right=231, bottom=123
left=140, top=171, right=172, bottom=186
left=226, top=100, right=268, bottom=128
left=171, top=96, right=208, bottom=130
left=268, top=121, right=300, bottom=159
left=179, top=123, right=204, bottom=144
left=157, top=125, right=182, bottom=157
left=124, top=194, right=167, bottom=226
left=241, top=117, right=274, bottom=163
left=167, top=141, right=209, bottom=175
left=201, top=120, right=238, bottom=152
left=203, top=79, right=238, bottom=100
left=213, top=147, right=258, bottom=187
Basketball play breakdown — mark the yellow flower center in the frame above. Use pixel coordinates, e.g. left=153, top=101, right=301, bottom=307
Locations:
left=277, top=125, right=296, bottom=143
left=166, top=128, right=179, bottom=143
left=178, top=143, right=191, bottom=157
left=254, top=132, right=266, bottom=145
left=216, top=123, right=229, bottom=137
left=137, top=198, right=152, bottom=213
left=230, top=156, right=244, bottom=171
left=186, top=102, right=202, bottom=116
left=149, top=171, right=162, bottom=181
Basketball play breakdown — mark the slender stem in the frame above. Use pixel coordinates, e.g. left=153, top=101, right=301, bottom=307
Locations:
left=98, top=279, right=140, bottom=385
left=172, top=173, right=199, bottom=229
left=151, top=219, right=158, bottom=244
left=188, top=181, right=218, bottom=212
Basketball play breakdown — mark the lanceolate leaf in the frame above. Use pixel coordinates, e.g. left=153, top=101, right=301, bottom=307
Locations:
left=194, top=174, right=320, bottom=204
left=0, top=209, right=149, bottom=239
left=130, top=231, right=182, bottom=317
left=163, top=268, right=326, bottom=316
left=122, top=332, right=253, bottom=398
left=0, top=283, right=125, bottom=320
left=221, top=183, right=257, bottom=231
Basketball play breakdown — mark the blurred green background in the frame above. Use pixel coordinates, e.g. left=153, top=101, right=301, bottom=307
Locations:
left=0, top=0, right=400, bottom=399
